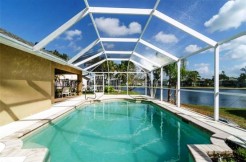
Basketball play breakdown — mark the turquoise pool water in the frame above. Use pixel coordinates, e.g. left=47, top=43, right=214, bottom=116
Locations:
left=23, top=101, right=211, bottom=162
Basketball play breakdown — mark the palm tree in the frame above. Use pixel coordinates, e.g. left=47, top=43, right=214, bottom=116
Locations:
left=153, top=68, right=161, bottom=97
left=186, top=71, right=201, bottom=86
left=163, top=60, right=187, bottom=102
left=241, top=66, right=246, bottom=74
left=163, top=63, right=177, bottom=102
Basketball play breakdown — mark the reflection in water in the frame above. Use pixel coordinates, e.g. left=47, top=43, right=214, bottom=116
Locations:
left=130, top=88, right=246, bottom=108
left=178, top=122, right=180, bottom=159
left=160, top=112, right=163, bottom=138
left=103, top=102, right=105, bottom=119
left=23, top=101, right=210, bottom=162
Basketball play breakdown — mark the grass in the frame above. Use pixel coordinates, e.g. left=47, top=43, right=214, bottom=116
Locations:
left=182, top=104, right=246, bottom=129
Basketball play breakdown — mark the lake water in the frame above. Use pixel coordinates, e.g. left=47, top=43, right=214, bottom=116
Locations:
left=130, top=87, right=246, bottom=109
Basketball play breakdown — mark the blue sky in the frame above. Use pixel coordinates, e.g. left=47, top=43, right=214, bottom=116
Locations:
left=1, top=0, right=246, bottom=78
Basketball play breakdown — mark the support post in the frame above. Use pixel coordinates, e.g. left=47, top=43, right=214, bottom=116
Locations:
left=77, top=73, right=82, bottom=95
left=151, top=71, right=153, bottom=98
left=103, top=73, right=105, bottom=94
left=145, top=73, right=147, bottom=96
left=177, top=60, right=181, bottom=107
left=94, top=75, right=96, bottom=94
left=127, top=73, right=129, bottom=95
left=108, top=73, right=110, bottom=94
left=214, top=45, right=220, bottom=121
left=160, top=67, right=163, bottom=101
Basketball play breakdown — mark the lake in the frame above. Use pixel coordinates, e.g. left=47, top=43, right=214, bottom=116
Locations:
left=129, top=87, right=246, bottom=109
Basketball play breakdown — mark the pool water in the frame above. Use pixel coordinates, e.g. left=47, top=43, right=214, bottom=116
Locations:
left=23, top=101, right=211, bottom=162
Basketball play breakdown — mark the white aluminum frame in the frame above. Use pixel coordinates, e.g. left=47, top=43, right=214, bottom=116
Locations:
left=153, top=10, right=217, bottom=46
left=139, top=39, right=179, bottom=61
left=133, top=51, right=161, bottom=67
left=107, top=58, right=129, bottom=61
left=181, top=46, right=213, bottom=60
left=177, top=60, right=181, bottom=107
left=127, top=0, right=160, bottom=70
left=150, top=71, right=154, bottom=97
left=84, top=59, right=106, bottom=70
left=105, top=51, right=132, bottom=54
left=160, top=67, right=163, bottom=101
left=89, top=7, right=152, bottom=15
left=68, top=39, right=100, bottom=64
left=31, top=3, right=220, bottom=71
left=33, top=8, right=89, bottom=51
left=130, top=59, right=151, bottom=71
left=73, top=51, right=104, bottom=66
left=84, top=0, right=110, bottom=73
left=100, top=38, right=138, bottom=43
left=214, top=45, right=220, bottom=121
left=18, top=0, right=246, bottom=122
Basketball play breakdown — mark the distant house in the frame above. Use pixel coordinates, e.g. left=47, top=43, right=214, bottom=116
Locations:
left=220, top=77, right=238, bottom=87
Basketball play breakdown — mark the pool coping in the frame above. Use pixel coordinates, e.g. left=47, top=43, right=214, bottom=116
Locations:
left=0, top=95, right=245, bottom=162
left=150, top=100, right=234, bottom=162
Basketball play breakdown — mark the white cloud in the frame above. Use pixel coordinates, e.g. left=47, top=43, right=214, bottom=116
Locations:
left=68, top=41, right=82, bottom=52
left=219, top=36, right=246, bottom=77
left=204, top=0, right=246, bottom=32
left=154, top=31, right=178, bottom=44
left=185, top=44, right=201, bottom=53
left=194, top=63, right=210, bottom=76
left=221, top=36, right=246, bottom=61
left=224, top=62, right=246, bottom=77
left=64, top=29, right=82, bottom=41
left=104, top=43, right=115, bottom=49
left=95, top=17, right=141, bottom=36
left=139, top=59, right=155, bottom=71
left=145, top=46, right=150, bottom=50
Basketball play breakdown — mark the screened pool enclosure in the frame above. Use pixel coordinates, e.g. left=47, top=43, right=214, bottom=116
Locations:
left=1, top=0, right=246, bottom=121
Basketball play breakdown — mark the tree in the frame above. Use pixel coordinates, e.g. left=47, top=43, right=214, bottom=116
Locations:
left=163, top=63, right=177, bottom=102
left=126, top=62, right=137, bottom=91
left=93, top=61, right=137, bottom=91
left=186, top=71, right=201, bottom=86
left=47, top=49, right=69, bottom=61
left=163, top=60, right=186, bottom=102
left=153, top=69, right=161, bottom=97
left=238, top=73, right=246, bottom=82
left=240, top=66, right=246, bottom=74
left=219, top=71, right=229, bottom=80
left=238, top=66, right=246, bottom=87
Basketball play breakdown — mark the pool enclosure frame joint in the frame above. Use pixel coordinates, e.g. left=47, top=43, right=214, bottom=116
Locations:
left=84, top=0, right=110, bottom=75
left=127, top=0, right=161, bottom=72
left=33, top=8, right=89, bottom=51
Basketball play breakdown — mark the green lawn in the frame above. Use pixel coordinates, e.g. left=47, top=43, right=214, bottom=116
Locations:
left=182, top=104, right=246, bottom=129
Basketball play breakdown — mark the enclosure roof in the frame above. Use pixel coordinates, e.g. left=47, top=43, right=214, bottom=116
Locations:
left=1, top=0, right=246, bottom=73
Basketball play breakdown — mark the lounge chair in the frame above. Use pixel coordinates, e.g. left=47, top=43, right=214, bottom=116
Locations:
left=62, top=87, right=71, bottom=97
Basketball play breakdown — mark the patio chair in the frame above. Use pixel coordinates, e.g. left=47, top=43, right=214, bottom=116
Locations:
left=62, top=87, right=71, bottom=97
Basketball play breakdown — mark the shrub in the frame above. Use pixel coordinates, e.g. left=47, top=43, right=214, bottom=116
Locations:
left=235, top=147, right=246, bottom=161
left=105, top=86, right=114, bottom=93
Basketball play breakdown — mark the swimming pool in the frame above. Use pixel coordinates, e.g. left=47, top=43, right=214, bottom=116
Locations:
left=23, top=101, right=211, bottom=162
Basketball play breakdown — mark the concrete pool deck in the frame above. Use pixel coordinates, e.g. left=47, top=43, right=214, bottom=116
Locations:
left=0, top=95, right=245, bottom=162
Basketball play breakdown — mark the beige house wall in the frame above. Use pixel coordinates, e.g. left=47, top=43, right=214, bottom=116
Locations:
left=0, top=44, right=82, bottom=126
